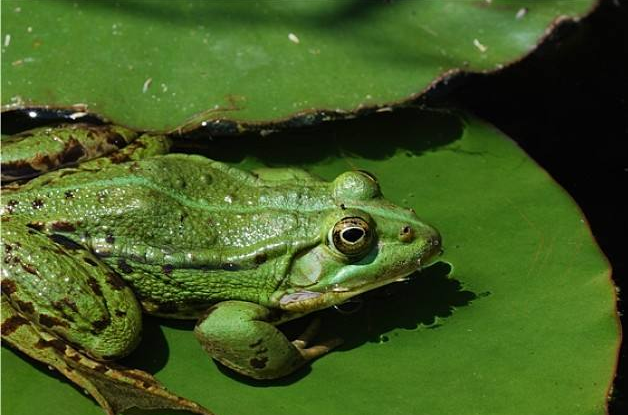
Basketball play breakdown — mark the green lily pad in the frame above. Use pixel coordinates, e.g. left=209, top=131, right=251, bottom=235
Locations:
left=1, top=111, right=618, bottom=415
left=1, top=0, right=596, bottom=132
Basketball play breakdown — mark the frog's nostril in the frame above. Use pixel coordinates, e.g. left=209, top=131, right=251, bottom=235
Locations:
left=429, top=230, right=443, bottom=256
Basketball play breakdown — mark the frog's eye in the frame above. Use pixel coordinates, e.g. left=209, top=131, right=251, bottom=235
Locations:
left=330, top=217, right=373, bottom=258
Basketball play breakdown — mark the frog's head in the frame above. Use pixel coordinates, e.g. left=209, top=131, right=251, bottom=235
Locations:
left=275, top=171, right=442, bottom=313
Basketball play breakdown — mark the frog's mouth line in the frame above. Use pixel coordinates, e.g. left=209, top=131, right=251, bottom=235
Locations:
left=279, top=235, right=443, bottom=313
left=278, top=266, right=422, bottom=313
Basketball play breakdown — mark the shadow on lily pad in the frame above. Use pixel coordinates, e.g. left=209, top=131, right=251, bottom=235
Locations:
left=175, top=109, right=463, bottom=165
left=220, top=261, right=480, bottom=387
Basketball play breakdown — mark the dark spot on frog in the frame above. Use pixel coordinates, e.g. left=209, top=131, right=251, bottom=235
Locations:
left=39, top=313, right=69, bottom=328
left=51, top=221, right=76, bottom=232
left=117, top=259, right=133, bottom=274
left=20, top=262, right=38, bottom=275
left=64, top=190, right=74, bottom=199
left=91, top=317, right=110, bottom=332
left=5, top=199, right=19, bottom=213
left=255, top=347, right=268, bottom=355
left=84, top=257, right=98, bottom=267
left=106, top=133, right=126, bottom=148
left=249, top=356, right=268, bottom=369
left=109, top=152, right=131, bottom=164
left=129, top=254, right=144, bottom=263
left=249, top=338, right=264, bottom=348
left=32, top=199, right=44, bottom=209
left=87, top=276, right=103, bottom=296
left=105, top=234, right=115, bottom=244
left=340, top=203, right=346, bottom=210
left=115, top=309, right=127, bottom=317
left=34, top=338, right=68, bottom=353
left=254, top=254, right=267, bottom=265
left=60, top=142, right=86, bottom=164
left=49, top=234, right=83, bottom=250
left=162, top=264, right=174, bottom=275
left=53, top=298, right=79, bottom=314
left=93, top=364, right=109, bottom=374
left=3, top=252, right=14, bottom=264
left=40, top=155, right=56, bottom=170
left=1, top=279, right=17, bottom=295
left=97, top=190, right=107, bottom=203
left=1, top=315, right=30, bottom=335
left=27, top=221, right=45, bottom=231
left=106, top=273, right=126, bottom=290
left=16, top=300, right=35, bottom=314
left=2, top=161, right=39, bottom=180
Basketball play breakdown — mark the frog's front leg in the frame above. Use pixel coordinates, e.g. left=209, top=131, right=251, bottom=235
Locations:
left=194, top=301, right=342, bottom=379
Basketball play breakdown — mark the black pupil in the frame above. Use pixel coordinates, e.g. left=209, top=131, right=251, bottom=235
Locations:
left=342, top=227, right=365, bottom=243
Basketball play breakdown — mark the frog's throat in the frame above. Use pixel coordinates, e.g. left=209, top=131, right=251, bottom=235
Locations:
left=277, top=267, right=419, bottom=313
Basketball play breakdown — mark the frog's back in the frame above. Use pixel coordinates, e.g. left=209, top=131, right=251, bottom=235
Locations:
left=2, top=154, right=332, bottom=260
left=5, top=154, right=253, bottom=205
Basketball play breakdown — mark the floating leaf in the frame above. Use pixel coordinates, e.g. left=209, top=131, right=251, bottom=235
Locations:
left=2, top=111, right=618, bottom=415
left=1, top=0, right=596, bottom=131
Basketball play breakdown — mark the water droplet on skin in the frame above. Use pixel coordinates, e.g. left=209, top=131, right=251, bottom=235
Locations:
left=331, top=284, right=349, bottom=292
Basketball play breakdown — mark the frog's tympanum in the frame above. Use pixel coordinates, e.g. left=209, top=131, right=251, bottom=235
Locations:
left=1, top=124, right=441, bottom=415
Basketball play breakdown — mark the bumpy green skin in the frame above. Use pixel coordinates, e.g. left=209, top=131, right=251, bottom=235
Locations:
left=1, top=124, right=441, bottom=392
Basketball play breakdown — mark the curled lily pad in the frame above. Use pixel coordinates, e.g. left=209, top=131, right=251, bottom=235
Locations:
left=1, top=0, right=596, bottom=132
left=1, top=111, right=618, bottom=415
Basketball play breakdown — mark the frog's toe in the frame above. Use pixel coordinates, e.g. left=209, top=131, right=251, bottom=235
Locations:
left=291, top=317, right=343, bottom=360
left=293, top=337, right=344, bottom=360
left=291, top=317, right=321, bottom=349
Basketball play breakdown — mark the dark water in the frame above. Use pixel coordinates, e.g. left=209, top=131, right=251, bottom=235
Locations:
left=451, top=1, right=628, bottom=412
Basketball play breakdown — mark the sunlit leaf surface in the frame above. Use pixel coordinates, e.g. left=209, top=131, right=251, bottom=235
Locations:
left=1, top=0, right=596, bottom=131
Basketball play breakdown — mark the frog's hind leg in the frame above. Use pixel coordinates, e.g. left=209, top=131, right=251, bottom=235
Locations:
left=1, top=219, right=212, bottom=415
left=81, top=133, right=172, bottom=169
left=1, top=123, right=139, bottom=181
left=194, top=301, right=342, bottom=379
left=1, top=297, right=213, bottom=415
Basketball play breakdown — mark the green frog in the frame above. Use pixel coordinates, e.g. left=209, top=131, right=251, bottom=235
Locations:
left=1, top=123, right=442, bottom=415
